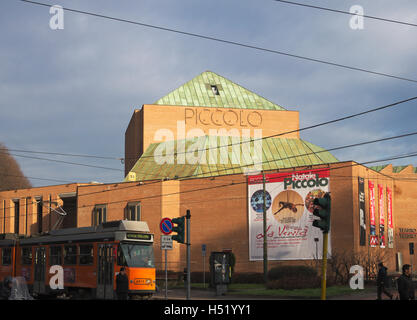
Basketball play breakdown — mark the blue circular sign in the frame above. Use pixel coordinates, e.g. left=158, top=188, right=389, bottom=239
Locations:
left=250, top=190, right=272, bottom=213
left=160, top=218, right=173, bottom=235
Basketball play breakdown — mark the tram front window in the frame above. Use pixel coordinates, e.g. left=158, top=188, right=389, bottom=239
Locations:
left=118, top=243, right=155, bottom=268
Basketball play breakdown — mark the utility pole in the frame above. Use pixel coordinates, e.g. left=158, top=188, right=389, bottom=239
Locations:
left=186, top=209, right=191, bottom=300
left=262, top=171, right=268, bottom=283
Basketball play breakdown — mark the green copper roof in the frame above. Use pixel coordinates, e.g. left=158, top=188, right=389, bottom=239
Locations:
left=393, top=165, right=408, bottom=173
left=154, top=71, right=286, bottom=111
left=369, top=165, right=389, bottom=172
left=370, top=165, right=417, bottom=173
left=125, top=136, right=339, bottom=181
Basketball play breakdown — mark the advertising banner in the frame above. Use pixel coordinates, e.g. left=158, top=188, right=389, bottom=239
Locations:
left=247, top=169, right=331, bottom=261
left=369, top=181, right=378, bottom=247
left=387, top=187, right=394, bottom=248
left=378, top=184, right=385, bottom=248
left=358, top=177, right=366, bottom=246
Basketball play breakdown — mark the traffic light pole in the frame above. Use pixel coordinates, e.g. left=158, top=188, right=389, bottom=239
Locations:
left=321, top=232, right=329, bottom=300
left=186, top=209, right=191, bottom=300
left=312, top=192, right=331, bottom=301
left=262, top=172, right=268, bottom=284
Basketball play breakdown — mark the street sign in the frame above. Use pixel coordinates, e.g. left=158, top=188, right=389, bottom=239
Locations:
left=202, top=244, right=206, bottom=256
left=161, top=235, right=173, bottom=250
left=160, top=217, right=173, bottom=235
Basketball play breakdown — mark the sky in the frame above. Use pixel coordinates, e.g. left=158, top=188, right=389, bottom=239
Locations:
left=0, top=0, right=416, bottom=187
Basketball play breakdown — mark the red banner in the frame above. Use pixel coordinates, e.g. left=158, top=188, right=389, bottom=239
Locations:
left=369, top=181, right=377, bottom=247
left=378, top=184, right=385, bottom=248
left=387, top=187, right=393, bottom=229
left=387, top=187, right=394, bottom=248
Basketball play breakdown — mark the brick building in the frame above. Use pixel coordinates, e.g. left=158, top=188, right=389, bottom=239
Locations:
left=1, top=71, right=416, bottom=276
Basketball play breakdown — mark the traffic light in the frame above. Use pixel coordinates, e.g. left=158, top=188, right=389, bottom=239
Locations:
left=172, top=216, right=185, bottom=243
left=312, top=193, right=331, bottom=233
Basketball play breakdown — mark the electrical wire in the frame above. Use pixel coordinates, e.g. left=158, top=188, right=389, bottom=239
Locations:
left=0, top=151, right=123, bottom=172
left=15, top=0, right=417, bottom=84
left=136, top=95, right=417, bottom=159
left=272, top=0, right=417, bottom=28
left=1, top=150, right=417, bottom=217
left=2, top=130, right=417, bottom=190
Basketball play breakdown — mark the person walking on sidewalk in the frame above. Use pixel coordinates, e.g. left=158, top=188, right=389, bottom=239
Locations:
left=377, top=262, right=393, bottom=300
left=397, top=264, right=415, bottom=300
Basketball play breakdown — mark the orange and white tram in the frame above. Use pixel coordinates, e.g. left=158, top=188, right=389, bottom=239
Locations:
left=0, top=220, right=156, bottom=299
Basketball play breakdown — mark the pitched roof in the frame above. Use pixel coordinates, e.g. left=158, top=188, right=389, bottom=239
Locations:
left=125, top=136, right=339, bottom=181
left=154, top=71, right=286, bottom=111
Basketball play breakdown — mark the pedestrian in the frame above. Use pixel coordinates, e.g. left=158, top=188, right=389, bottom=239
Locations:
left=376, top=262, right=393, bottom=300
left=116, top=267, right=129, bottom=300
left=0, top=277, right=12, bottom=300
left=397, top=264, right=415, bottom=300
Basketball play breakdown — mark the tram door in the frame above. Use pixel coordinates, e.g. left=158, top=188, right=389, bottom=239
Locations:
left=33, top=247, right=46, bottom=294
left=97, top=244, right=115, bottom=299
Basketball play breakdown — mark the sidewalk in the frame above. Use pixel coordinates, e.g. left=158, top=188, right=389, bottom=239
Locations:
left=152, top=287, right=387, bottom=301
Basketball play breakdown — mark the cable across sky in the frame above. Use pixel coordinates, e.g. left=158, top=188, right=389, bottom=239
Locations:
left=16, top=0, right=417, bottom=84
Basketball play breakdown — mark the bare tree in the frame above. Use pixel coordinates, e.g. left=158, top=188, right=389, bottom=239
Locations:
left=0, top=143, right=32, bottom=191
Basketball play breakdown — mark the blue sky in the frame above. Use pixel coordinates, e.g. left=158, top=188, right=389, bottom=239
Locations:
left=1, top=0, right=416, bottom=187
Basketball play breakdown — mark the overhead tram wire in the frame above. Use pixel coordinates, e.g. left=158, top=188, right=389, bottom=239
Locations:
left=17, top=0, right=417, bottom=84
left=125, top=130, right=417, bottom=180
left=77, top=150, right=417, bottom=210
left=6, top=95, right=417, bottom=164
left=0, top=151, right=123, bottom=172
left=6, top=130, right=417, bottom=184
left=26, top=144, right=417, bottom=202
left=172, top=130, right=417, bottom=180
left=1, top=97, right=416, bottom=181
left=0, top=172, right=75, bottom=184
left=0, top=147, right=124, bottom=161
left=272, top=0, right=417, bottom=29
left=2, top=150, right=417, bottom=217
left=3, top=96, right=416, bottom=165
left=136, top=95, right=417, bottom=160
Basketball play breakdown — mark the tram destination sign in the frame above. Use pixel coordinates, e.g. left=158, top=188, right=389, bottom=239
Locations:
left=126, top=233, right=152, bottom=240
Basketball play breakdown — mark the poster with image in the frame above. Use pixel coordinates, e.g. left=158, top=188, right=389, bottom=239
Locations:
left=248, top=169, right=331, bottom=261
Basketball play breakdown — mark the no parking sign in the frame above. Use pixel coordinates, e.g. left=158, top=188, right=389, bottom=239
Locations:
left=160, top=217, right=173, bottom=235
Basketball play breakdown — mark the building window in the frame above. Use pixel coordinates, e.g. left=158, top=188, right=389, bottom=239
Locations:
left=64, top=245, right=77, bottom=265
left=50, top=246, right=62, bottom=265
left=126, top=202, right=141, bottom=221
left=21, top=247, right=33, bottom=265
left=2, top=248, right=12, bottom=265
left=79, top=244, right=93, bottom=265
left=93, top=205, right=107, bottom=226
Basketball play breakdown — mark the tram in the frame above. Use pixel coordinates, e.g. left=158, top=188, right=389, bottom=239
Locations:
left=0, top=220, right=156, bottom=299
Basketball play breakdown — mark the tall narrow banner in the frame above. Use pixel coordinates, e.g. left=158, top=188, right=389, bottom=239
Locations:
left=369, top=181, right=378, bottom=247
left=358, top=177, right=366, bottom=246
left=248, top=169, right=331, bottom=261
left=387, top=187, right=394, bottom=248
left=378, top=184, right=385, bottom=248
